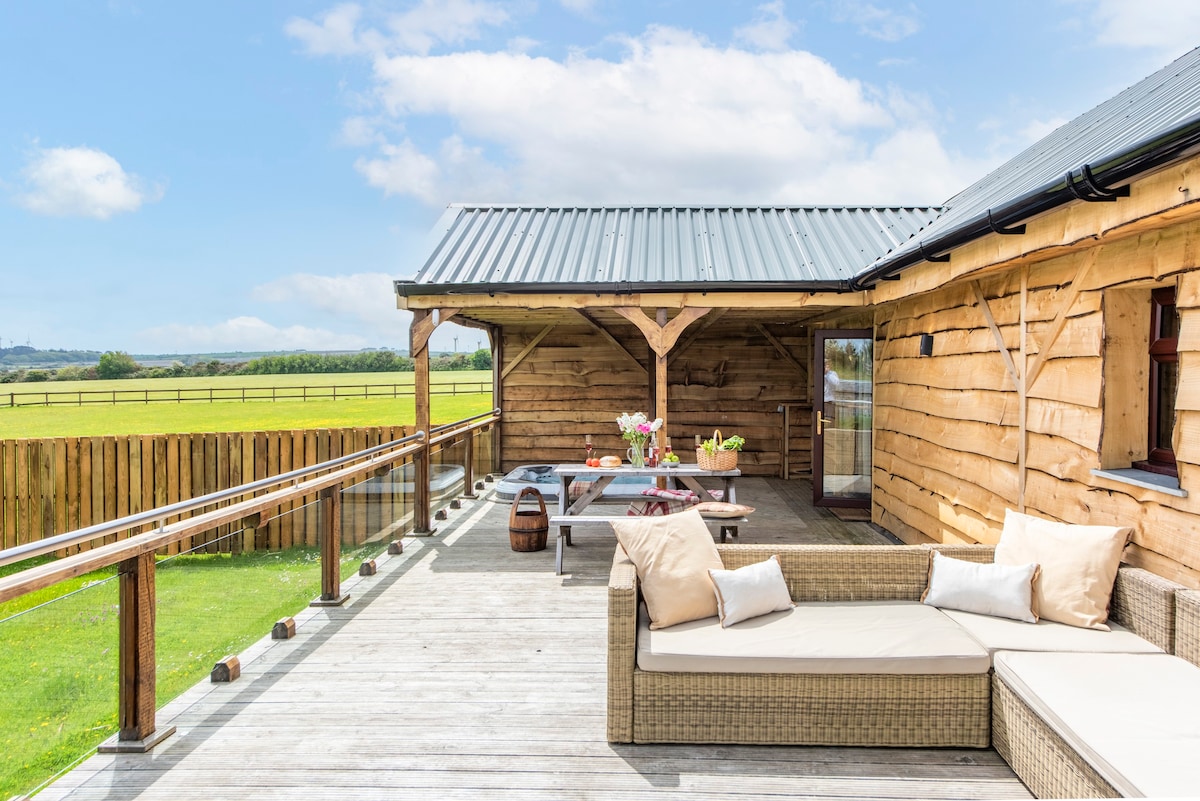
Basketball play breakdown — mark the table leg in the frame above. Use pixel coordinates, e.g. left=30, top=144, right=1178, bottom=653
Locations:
left=556, top=526, right=571, bottom=575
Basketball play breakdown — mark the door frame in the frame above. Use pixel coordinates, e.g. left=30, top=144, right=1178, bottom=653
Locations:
left=813, top=328, right=873, bottom=508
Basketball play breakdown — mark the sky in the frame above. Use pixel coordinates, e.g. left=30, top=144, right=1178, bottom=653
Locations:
left=1, top=1, right=1198, bottom=356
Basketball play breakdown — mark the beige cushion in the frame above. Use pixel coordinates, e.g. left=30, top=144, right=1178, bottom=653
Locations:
left=943, top=609, right=1163, bottom=657
left=611, top=508, right=722, bottom=629
left=637, top=600, right=990, bottom=674
left=922, top=551, right=1038, bottom=623
left=708, top=555, right=793, bottom=627
left=995, top=651, right=1200, bottom=798
left=995, top=510, right=1130, bottom=630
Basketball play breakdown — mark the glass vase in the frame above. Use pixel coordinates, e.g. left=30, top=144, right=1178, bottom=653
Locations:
left=627, top=443, right=646, bottom=468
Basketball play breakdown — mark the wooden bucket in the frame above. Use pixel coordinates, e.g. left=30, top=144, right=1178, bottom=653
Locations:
left=509, top=486, right=548, bottom=552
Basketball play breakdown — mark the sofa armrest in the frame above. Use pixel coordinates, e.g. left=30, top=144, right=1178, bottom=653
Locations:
left=1111, top=567, right=1184, bottom=653
left=1176, top=589, right=1200, bottom=669
left=607, top=549, right=638, bottom=743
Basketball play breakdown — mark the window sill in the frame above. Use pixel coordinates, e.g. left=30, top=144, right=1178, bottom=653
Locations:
left=1090, top=468, right=1187, bottom=497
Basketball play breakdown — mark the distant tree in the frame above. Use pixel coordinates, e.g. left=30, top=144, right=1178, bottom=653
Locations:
left=470, top=348, right=492, bottom=370
left=96, top=350, right=140, bottom=380
left=23, top=369, right=50, bottom=382
left=53, top=365, right=90, bottom=381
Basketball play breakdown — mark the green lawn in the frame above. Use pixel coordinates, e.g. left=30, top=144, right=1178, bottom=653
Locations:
left=0, top=544, right=375, bottom=799
left=0, top=371, right=494, bottom=437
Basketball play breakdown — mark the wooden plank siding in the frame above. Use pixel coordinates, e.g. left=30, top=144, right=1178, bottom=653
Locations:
left=0, top=425, right=499, bottom=556
left=869, top=156, right=1200, bottom=588
left=498, top=317, right=814, bottom=476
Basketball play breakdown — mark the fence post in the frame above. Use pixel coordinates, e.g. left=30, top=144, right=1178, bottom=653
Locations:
left=311, top=485, right=349, bottom=606
left=100, top=551, right=175, bottom=752
left=462, top=430, right=476, bottom=499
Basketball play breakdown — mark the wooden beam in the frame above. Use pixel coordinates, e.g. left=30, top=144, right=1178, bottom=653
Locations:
left=667, top=308, right=727, bottom=366
left=399, top=291, right=866, bottom=311
left=410, top=307, right=461, bottom=356
left=754, top=323, right=808, bottom=378
left=500, top=324, right=556, bottom=380
left=613, top=306, right=710, bottom=357
left=971, top=281, right=1022, bottom=393
left=1025, top=249, right=1100, bottom=391
left=574, top=310, right=647, bottom=375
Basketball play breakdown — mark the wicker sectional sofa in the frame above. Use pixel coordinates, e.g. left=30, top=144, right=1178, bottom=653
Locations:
left=607, top=543, right=1200, bottom=797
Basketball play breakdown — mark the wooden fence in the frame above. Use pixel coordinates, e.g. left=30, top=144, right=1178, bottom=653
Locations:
left=2, top=381, right=491, bottom=407
left=0, top=426, right=494, bottom=555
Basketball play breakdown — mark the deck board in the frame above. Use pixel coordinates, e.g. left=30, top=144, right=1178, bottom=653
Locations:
left=38, top=478, right=1031, bottom=800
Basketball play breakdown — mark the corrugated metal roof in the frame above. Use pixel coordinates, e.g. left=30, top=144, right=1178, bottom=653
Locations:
left=859, top=46, right=1200, bottom=277
left=400, top=205, right=942, bottom=294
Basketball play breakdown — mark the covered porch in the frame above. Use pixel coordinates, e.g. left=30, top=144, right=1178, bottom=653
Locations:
left=36, top=479, right=1030, bottom=800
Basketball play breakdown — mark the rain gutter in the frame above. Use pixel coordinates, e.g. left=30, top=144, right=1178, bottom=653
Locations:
left=847, top=115, right=1200, bottom=290
left=394, top=278, right=852, bottom=297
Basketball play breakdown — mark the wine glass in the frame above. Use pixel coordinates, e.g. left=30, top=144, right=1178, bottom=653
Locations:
left=584, top=434, right=593, bottom=463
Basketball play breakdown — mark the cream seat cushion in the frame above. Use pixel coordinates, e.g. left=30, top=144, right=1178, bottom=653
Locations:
left=942, top=609, right=1162, bottom=657
left=995, top=510, right=1131, bottom=630
left=637, top=600, right=990, bottom=674
left=611, top=508, right=722, bottom=629
left=995, top=651, right=1200, bottom=798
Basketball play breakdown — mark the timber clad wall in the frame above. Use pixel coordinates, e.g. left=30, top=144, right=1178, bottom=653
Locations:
left=871, top=168, right=1200, bottom=588
left=0, top=426, right=490, bottom=554
left=499, top=317, right=813, bottom=476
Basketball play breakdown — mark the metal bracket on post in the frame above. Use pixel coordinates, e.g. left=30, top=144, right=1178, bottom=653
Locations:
left=310, top=486, right=349, bottom=607
left=99, top=552, right=175, bottom=753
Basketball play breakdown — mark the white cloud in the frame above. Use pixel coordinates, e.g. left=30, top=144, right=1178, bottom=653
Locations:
left=830, top=1, right=920, bottom=42
left=17, top=145, right=160, bottom=219
left=734, top=1, right=799, bottom=52
left=137, top=316, right=368, bottom=352
left=1079, top=0, right=1200, bottom=60
left=286, top=0, right=508, bottom=57
left=252, top=272, right=408, bottom=337
left=289, top=8, right=989, bottom=206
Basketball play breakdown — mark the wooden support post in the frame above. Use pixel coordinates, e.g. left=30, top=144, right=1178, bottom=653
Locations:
left=490, top=326, right=503, bottom=473
left=1019, top=267, right=1029, bottom=512
left=413, top=310, right=434, bottom=535
left=655, top=308, right=669, bottom=446
left=310, top=485, right=348, bottom=607
left=462, top=428, right=476, bottom=499
left=101, top=552, right=175, bottom=752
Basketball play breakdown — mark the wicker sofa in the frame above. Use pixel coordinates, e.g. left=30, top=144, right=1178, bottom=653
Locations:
left=607, top=542, right=1199, bottom=796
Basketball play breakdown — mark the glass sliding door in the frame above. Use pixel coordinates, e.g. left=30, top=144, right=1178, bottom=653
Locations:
left=813, top=330, right=873, bottom=507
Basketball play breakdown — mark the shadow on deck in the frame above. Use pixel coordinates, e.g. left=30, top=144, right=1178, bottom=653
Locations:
left=39, top=478, right=1031, bottom=800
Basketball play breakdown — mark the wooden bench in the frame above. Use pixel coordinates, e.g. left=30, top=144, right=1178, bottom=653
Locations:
left=549, top=514, right=747, bottom=575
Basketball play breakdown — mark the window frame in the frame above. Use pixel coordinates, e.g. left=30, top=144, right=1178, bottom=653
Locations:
left=1134, top=286, right=1178, bottom=477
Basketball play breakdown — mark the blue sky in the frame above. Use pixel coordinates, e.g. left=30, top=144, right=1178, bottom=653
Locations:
left=1, top=1, right=1197, bottom=355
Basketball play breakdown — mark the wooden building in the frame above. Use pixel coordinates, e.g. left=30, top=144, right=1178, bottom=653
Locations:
left=398, top=48, right=1200, bottom=587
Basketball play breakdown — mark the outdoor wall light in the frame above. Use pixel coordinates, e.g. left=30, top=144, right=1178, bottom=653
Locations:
left=919, top=333, right=934, bottom=357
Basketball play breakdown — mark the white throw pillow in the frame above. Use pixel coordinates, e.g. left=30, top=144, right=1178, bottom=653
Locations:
left=707, top=555, right=794, bottom=628
left=921, top=551, right=1039, bottom=623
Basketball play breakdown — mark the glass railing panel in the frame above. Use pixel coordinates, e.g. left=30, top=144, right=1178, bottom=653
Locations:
left=0, top=562, right=119, bottom=799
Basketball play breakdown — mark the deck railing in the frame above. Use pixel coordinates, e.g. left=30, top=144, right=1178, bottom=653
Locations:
left=0, top=408, right=499, bottom=753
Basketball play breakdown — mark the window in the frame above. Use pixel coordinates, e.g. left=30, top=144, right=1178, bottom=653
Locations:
left=1134, top=287, right=1178, bottom=476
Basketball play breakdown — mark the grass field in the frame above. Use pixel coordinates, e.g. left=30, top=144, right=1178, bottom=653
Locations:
left=0, top=542, right=376, bottom=799
left=0, top=371, right=494, bottom=438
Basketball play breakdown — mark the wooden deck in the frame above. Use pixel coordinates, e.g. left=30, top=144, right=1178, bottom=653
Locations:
left=40, top=478, right=1032, bottom=800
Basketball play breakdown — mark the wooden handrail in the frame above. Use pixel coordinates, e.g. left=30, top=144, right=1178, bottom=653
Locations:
left=0, top=408, right=500, bottom=750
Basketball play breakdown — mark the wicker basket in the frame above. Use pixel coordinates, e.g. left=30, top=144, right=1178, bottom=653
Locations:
left=696, top=429, right=739, bottom=471
left=509, top=487, right=548, bottom=552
